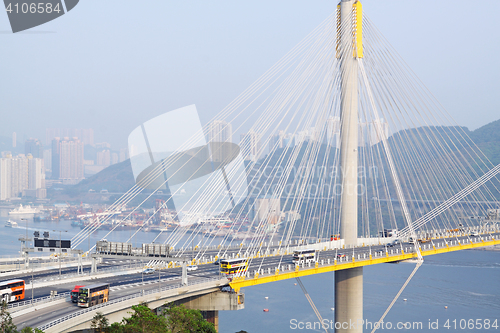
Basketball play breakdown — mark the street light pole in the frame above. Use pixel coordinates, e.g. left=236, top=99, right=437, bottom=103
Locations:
left=30, top=257, right=34, bottom=306
left=20, top=218, right=29, bottom=269
left=158, top=269, right=161, bottom=295
left=22, top=218, right=27, bottom=246
left=54, top=230, right=67, bottom=279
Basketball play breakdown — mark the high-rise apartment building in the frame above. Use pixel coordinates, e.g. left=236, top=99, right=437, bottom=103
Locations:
left=51, top=137, right=84, bottom=183
left=43, top=149, right=51, bottom=172
left=326, top=116, right=341, bottom=147
left=324, top=116, right=389, bottom=147
left=207, top=120, right=232, bottom=143
left=51, top=138, right=61, bottom=179
left=207, top=120, right=233, bottom=163
left=269, top=130, right=295, bottom=152
left=0, top=154, right=45, bottom=200
left=240, top=131, right=262, bottom=162
left=59, top=137, right=84, bottom=184
left=46, top=128, right=94, bottom=146
left=97, top=149, right=111, bottom=166
left=359, top=118, right=389, bottom=146
left=25, top=138, right=44, bottom=158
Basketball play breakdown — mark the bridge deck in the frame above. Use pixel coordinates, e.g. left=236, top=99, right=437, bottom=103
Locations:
left=229, top=235, right=500, bottom=291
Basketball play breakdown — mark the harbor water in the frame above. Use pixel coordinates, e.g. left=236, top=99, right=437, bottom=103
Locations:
left=1, top=209, right=499, bottom=332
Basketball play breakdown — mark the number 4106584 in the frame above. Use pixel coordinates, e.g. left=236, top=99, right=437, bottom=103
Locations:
left=5, top=3, right=61, bottom=14
left=444, top=319, right=498, bottom=330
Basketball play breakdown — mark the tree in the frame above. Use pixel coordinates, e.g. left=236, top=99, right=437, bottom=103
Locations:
left=0, top=301, right=17, bottom=333
left=121, top=303, right=168, bottom=333
left=164, top=305, right=216, bottom=333
left=19, top=328, right=44, bottom=333
left=90, top=312, right=110, bottom=333
left=108, top=322, right=124, bottom=333
left=197, top=320, right=217, bottom=333
left=103, top=302, right=216, bottom=333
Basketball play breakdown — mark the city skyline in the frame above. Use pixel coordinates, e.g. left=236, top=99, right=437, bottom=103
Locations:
left=1, top=1, right=499, bottom=149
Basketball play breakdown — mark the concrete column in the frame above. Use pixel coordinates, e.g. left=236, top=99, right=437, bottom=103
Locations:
left=335, top=267, right=363, bottom=332
left=203, top=310, right=219, bottom=332
left=182, top=261, right=188, bottom=285
left=339, top=0, right=359, bottom=247
left=336, top=1, right=363, bottom=332
left=91, top=256, right=98, bottom=274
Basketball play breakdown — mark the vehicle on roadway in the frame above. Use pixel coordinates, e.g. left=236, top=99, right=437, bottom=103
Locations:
left=293, top=249, right=316, bottom=264
left=388, top=239, right=400, bottom=247
left=71, top=285, right=85, bottom=303
left=470, top=231, right=480, bottom=237
left=142, top=268, right=155, bottom=274
left=0, top=279, right=25, bottom=303
left=187, top=265, right=198, bottom=271
left=336, top=253, right=346, bottom=259
left=78, top=283, right=110, bottom=308
left=220, top=258, right=248, bottom=275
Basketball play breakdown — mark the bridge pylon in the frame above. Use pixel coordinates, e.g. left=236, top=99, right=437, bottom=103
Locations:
left=335, top=1, right=363, bottom=332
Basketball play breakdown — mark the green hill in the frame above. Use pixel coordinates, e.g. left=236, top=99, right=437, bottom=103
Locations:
left=470, top=119, right=500, bottom=166
left=56, top=118, right=500, bottom=202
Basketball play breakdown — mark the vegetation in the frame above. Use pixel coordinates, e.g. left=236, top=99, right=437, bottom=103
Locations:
left=90, top=303, right=216, bottom=333
left=0, top=301, right=43, bottom=333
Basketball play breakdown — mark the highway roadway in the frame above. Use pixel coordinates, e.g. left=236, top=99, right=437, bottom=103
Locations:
left=10, top=231, right=500, bottom=329
left=10, top=231, right=497, bottom=302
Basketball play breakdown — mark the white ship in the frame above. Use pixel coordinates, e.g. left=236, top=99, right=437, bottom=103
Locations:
left=4, top=220, right=18, bottom=228
left=8, top=204, right=40, bottom=215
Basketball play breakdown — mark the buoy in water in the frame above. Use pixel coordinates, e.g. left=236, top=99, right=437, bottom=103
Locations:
left=331, top=308, right=334, bottom=311
left=445, top=306, right=448, bottom=309
left=263, top=309, right=269, bottom=312
left=403, top=299, right=407, bottom=301
left=294, top=283, right=297, bottom=286
left=265, top=297, right=269, bottom=300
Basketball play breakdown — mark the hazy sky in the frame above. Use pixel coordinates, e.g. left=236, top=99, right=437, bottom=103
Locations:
left=1, top=0, right=499, bottom=149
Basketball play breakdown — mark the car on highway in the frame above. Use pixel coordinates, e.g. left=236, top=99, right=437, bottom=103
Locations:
left=142, top=268, right=155, bottom=274
left=336, top=254, right=346, bottom=258
left=470, top=232, right=480, bottom=237
left=387, top=239, right=400, bottom=247
left=187, top=265, right=198, bottom=271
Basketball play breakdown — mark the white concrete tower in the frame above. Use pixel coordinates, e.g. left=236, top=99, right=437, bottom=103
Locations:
left=335, top=1, right=363, bottom=332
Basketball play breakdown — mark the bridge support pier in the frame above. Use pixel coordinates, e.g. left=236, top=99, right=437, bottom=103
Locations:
left=182, top=261, right=188, bottom=285
left=202, top=311, right=219, bottom=332
left=336, top=0, right=363, bottom=332
left=91, top=256, right=98, bottom=274
left=335, top=267, right=363, bottom=333
left=77, top=253, right=82, bottom=275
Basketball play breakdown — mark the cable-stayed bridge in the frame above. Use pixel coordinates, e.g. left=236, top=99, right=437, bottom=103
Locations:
left=4, top=1, right=500, bottom=332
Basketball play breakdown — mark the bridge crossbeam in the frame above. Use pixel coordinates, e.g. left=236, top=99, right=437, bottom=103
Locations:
left=229, top=237, right=500, bottom=292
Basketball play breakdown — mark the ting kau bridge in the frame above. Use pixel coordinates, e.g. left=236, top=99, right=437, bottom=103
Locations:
left=4, top=1, right=500, bottom=332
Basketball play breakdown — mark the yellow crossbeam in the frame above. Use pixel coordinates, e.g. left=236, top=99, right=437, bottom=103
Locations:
left=229, top=238, right=500, bottom=292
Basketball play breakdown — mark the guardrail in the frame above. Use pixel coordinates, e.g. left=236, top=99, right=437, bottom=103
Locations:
left=37, top=276, right=227, bottom=331
left=8, top=292, right=70, bottom=311
left=232, top=232, right=500, bottom=286
left=32, top=262, right=144, bottom=284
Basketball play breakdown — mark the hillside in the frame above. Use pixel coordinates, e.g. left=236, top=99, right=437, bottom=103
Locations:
left=470, top=119, right=500, bottom=166
left=56, top=118, right=500, bottom=201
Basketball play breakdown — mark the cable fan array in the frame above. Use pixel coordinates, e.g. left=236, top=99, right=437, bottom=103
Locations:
left=70, top=10, right=500, bottom=280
